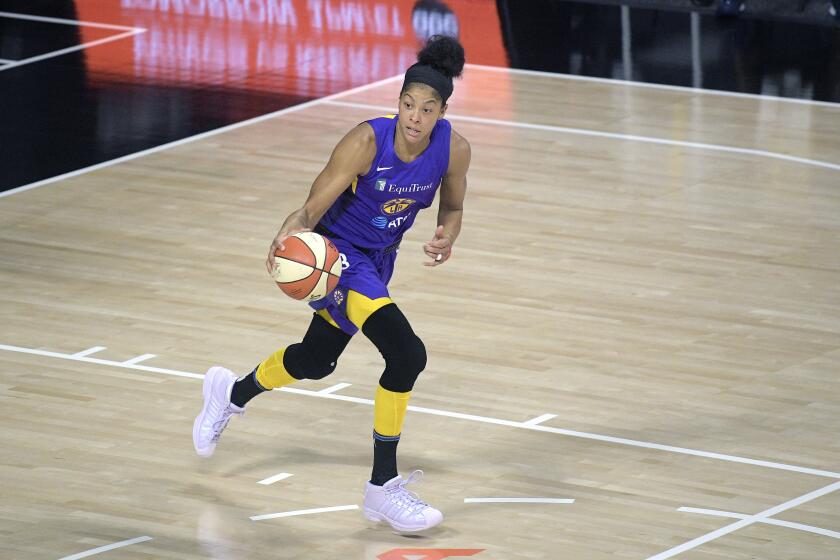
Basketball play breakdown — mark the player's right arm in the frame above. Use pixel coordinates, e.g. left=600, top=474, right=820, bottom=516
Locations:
left=266, top=123, right=376, bottom=273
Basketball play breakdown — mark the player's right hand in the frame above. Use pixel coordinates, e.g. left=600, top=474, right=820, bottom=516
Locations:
left=266, top=228, right=311, bottom=275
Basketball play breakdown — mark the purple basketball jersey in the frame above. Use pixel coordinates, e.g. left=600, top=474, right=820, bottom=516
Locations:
left=319, top=115, right=452, bottom=249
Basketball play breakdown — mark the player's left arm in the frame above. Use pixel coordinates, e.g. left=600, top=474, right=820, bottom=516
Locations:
left=423, top=129, right=471, bottom=267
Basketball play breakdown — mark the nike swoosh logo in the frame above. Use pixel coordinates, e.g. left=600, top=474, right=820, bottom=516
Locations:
left=376, top=165, right=393, bottom=171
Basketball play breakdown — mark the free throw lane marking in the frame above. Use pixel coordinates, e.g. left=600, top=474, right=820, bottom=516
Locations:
left=678, top=507, right=840, bottom=540
left=0, top=344, right=203, bottom=380
left=646, top=480, right=840, bottom=559
left=466, top=63, right=840, bottom=108
left=523, top=413, right=557, bottom=426
left=250, top=504, right=358, bottom=521
left=318, top=382, right=352, bottom=394
left=1, top=342, right=839, bottom=480
left=58, top=536, right=152, bottom=560
left=1, top=74, right=403, bottom=197
left=122, top=353, right=156, bottom=365
left=257, top=472, right=294, bottom=485
left=72, top=346, right=107, bottom=357
left=325, top=100, right=840, bottom=173
left=0, top=29, right=147, bottom=73
left=464, top=498, right=574, bottom=504
left=0, top=11, right=141, bottom=31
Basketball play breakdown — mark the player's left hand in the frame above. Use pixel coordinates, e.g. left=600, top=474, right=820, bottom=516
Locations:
left=423, top=225, right=452, bottom=267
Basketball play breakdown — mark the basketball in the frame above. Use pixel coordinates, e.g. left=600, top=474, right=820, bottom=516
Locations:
left=271, top=232, right=342, bottom=301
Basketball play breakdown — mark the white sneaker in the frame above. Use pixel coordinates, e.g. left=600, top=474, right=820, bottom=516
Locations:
left=193, top=366, right=243, bottom=457
left=363, top=470, right=443, bottom=532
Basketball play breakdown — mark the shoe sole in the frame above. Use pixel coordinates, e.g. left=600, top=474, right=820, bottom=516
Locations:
left=363, top=508, right=442, bottom=532
left=193, top=366, right=225, bottom=457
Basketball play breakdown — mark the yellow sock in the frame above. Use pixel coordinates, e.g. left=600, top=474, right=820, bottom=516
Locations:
left=255, top=348, right=297, bottom=390
left=373, top=385, right=411, bottom=438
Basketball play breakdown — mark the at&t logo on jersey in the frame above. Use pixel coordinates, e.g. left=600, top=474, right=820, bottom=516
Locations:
left=370, top=212, right=412, bottom=230
left=388, top=213, right=412, bottom=229
left=381, top=198, right=415, bottom=215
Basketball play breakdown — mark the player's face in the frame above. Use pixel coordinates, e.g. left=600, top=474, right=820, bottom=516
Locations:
left=397, top=85, right=446, bottom=144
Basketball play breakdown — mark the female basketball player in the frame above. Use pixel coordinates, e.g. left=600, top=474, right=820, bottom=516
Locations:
left=193, top=35, right=470, bottom=532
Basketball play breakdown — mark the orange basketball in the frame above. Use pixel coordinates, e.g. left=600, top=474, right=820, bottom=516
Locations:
left=271, top=232, right=342, bottom=301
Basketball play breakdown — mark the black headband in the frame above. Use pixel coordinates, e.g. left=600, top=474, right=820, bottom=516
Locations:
left=401, top=63, right=453, bottom=104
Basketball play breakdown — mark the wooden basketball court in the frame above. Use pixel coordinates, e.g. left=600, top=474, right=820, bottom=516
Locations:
left=2, top=65, right=839, bottom=559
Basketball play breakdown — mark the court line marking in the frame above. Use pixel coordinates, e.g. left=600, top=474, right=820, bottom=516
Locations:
left=5, top=63, right=834, bottom=197
left=257, top=472, right=294, bottom=485
left=57, top=535, right=152, bottom=560
left=72, top=346, right=107, bottom=357
left=324, top=100, right=840, bottom=173
left=318, top=382, right=352, bottom=394
left=0, top=73, right=404, bottom=197
left=121, top=353, right=156, bottom=365
left=645, top=480, right=840, bottom=559
left=464, top=498, right=574, bottom=504
left=2, top=342, right=839, bottom=480
left=523, top=413, right=557, bottom=426
left=466, top=63, right=840, bottom=108
left=250, top=504, right=358, bottom=521
left=0, top=58, right=15, bottom=64
left=0, top=58, right=828, bottom=553
left=678, top=507, right=840, bottom=540
left=0, top=29, right=146, bottom=73
left=0, top=344, right=203, bottom=380
left=0, top=11, right=141, bottom=31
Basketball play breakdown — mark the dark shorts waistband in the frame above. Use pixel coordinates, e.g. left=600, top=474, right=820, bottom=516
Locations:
left=315, top=223, right=400, bottom=255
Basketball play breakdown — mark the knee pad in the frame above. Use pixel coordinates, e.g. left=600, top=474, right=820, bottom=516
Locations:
left=285, top=313, right=351, bottom=380
left=362, top=303, right=427, bottom=393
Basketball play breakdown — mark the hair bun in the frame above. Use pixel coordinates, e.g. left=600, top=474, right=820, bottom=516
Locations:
left=417, top=35, right=465, bottom=79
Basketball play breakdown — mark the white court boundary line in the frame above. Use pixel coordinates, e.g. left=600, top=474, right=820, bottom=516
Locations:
left=678, top=506, right=840, bottom=540
left=257, top=472, right=294, bottom=485
left=250, top=504, right=358, bottom=521
left=0, top=29, right=146, bottom=73
left=0, top=60, right=830, bottom=556
left=0, top=73, right=404, bottom=197
left=121, top=353, right=156, bottom=365
left=646, top=481, right=840, bottom=559
left=318, top=382, right=352, bottom=394
left=466, top=63, right=840, bottom=108
left=72, top=346, right=106, bottom=357
left=523, top=413, right=557, bottom=426
left=464, top=498, right=575, bottom=504
left=57, top=535, right=152, bottom=560
left=325, top=100, right=840, bottom=173
left=0, top=11, right=139, bottom=31
left=5, top=64, right=838, bottom=198
left=2, top=342, right=839, bottom=480
left=123, top=354, right=157, bottom=365
left=0, top=12, right=146, bottom=73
